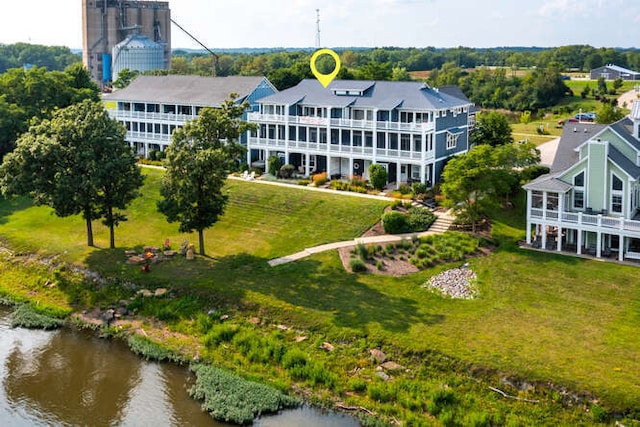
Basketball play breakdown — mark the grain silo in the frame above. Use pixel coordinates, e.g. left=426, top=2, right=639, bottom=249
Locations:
left=82, top=0, right=171, bottom=87
left=112, top=33, right=165, bottom=81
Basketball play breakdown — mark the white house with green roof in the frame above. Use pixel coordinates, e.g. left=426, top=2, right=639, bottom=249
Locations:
left=523, top=101, right=640, bottom=261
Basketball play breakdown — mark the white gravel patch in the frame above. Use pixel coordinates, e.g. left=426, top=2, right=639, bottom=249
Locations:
left=423, top=267, right=478, bottom=299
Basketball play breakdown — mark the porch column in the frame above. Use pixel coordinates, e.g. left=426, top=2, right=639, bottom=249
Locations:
left=596, top=232, right=602, bottom=258
left=305, top=153, right=311, bottom=176
left=541, top=224, right=547, bottom=250
left=542, top=192, right=548, bottom=220
left=526, top=189, right=532, bottom=244
left=557, top=226, right=562, bottom=252
left=265, top=150, right=270, bottom=174
left=246, top=149, right=251, bottom=170
left=577, top=230, right=582, bottom=255
left=420, top=163, right=426, bottom=186
left=396, top=162, right=402, bottom=189
left=349, top=157, right=354, bottom=179
left=619, top=235, right=624, bottom=262
left=326, top=155, right=332, bottom=178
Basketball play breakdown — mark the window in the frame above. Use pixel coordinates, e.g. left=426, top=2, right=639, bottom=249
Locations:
left=377, top=132, right=386, bottom=149
left=400, top=134, right=411, bottom=151
left=353, top=131, right=362, bottom=147
left=573, top=171, right=585, bottom=209
left=611, top=173, right=623, bottom=213
left=288, top=126, right=296, bottom=141
left=309, top=128, right=318, bottom=143
left=446, top=132, right=460, bottom=150
left=612, top=195, right=623, bottom=213
left=365, top=132, right=373, bottom=148
left=319, top=128, right=327, bottom=144
left=413, top=135, right=422, bottom=152
left=341, top=129, right=351, bottom=145
left=389, top=133, right=398, bottom=150
left=331, top=129, right=339, bottom=144
left=299, top=127, right=307, bottom=142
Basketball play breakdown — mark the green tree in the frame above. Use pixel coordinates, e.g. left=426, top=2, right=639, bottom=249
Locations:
left=441, top=142, right=539, bottom=232
left=158, top=97, right=253, bottom=256
left=112, top=68, right=139, bottom=89
left=391, top=66, right=411, bottom=81
left=596, top=102, right=625, bottom=124
left=597, top=77, right=608, bottom=95
left=612, top=77, right=624, bottom=93
left=368, top=163, right=388, bottom=191
left=0, top=99, right=143, bottom=247
left=470, top=111, right=513, bottom=147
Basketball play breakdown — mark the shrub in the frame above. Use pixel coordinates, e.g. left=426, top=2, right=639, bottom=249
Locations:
left=267, top=155, right=282, bottom=176
left=411, top=182, right=427, bottom=195
left=356, top=243, right=369, bottom=260
left=390, top=200, right=403, bottom=210
left=148, top=149, right=159, bottom=161
left=397, top=183, right=412, bottom=195
left=350, top=175, right=367, bottom=188
left=297, top=179, right=310, bottom=186
left=406, top=207, right=436, bottom=231
left=382, top=210, right=409, bottom=234
left=312, top=172, right=328, bottom=186
left=189, top=364, right=299, bottom=425
left=279, top=164, right=295, bottom=179
left=127, top=335, right=180, bottom=362
left=368, top=163, right=388, bottom=191
left=376, top=260, right=385, bottom=270
left=10, top=304, right=64, bottom=330
left=350, top=258, right=368, bottom=272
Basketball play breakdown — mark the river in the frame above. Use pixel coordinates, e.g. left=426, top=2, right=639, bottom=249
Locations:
left=0, top=306, right=359, bottom=426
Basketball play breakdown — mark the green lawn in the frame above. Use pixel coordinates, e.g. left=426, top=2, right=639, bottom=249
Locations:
left=1, top=168, right=639, bottom=424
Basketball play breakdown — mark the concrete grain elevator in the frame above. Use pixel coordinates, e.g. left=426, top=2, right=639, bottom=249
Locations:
left=81, top=0, right=171, bottom=87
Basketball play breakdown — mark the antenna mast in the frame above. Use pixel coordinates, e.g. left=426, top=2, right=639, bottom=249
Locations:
left=315, top=9, right=321, bottom=48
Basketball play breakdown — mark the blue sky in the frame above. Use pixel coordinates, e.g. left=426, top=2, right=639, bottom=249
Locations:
left=0, top=0, right=637, bottom=49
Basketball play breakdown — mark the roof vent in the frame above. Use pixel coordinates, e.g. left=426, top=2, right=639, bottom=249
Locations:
left=573, top=128, right=577, bottom=132
left=584, top=128, right=588, bottom=133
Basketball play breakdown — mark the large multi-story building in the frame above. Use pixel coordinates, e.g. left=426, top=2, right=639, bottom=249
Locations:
left=523, top=102, right=640, bottom=262
left=103, top=75, right=277, bottom=157
left=246, top=79, right=474, bottom=187
left=82, top=0, right=171, bottom=86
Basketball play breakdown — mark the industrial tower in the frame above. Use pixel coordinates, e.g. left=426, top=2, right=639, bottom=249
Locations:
left=81, top=0, right=171, bottom=86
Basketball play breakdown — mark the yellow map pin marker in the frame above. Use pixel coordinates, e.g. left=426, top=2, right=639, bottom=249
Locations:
left=310, top=49, right=341, bottom=88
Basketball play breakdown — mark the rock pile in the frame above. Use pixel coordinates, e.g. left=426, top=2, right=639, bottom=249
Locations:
left=424, top=267, right=478, bottom=299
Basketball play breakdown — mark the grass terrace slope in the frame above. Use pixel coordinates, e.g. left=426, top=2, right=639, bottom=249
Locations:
left=0, top=169, right=639, bottom=424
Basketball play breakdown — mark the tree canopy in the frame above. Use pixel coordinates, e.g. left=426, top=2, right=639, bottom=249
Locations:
left=158, top=96, right=253, bottom=256
left=441, top=142, right=540, bottom=232
left=0, top=65, right=99, bottom=157
left=470, top=111, right=513, bottom=147
left=0, top=99, right=143, bottom=248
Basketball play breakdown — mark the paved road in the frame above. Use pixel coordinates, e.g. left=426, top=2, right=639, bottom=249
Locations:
left=618, top=88, right=639, bottom=108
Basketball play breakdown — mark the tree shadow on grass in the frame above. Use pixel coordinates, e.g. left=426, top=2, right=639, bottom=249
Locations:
left=83, top=248, right=444, bottom=335
left=0, top=196, right=34, bottom=225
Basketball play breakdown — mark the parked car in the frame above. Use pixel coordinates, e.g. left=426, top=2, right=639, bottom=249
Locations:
left=574, top=112, right=596, bottom=122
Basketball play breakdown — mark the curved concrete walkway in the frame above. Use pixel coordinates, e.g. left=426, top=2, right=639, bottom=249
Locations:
left=268, top=210, right=455, bottom=267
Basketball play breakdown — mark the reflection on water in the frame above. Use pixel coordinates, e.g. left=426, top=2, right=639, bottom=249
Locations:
left=0, top=307, right=359, bottom=426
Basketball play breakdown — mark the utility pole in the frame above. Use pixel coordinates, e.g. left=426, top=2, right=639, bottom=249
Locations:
left=315, top=9, right=321, bottom=49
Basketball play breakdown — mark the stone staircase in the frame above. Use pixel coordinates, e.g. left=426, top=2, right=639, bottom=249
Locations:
left=428, top=211, right=455, bottom=233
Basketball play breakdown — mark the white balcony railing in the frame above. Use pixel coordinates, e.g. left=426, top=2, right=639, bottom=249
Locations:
left=247, top=137, right=427, bottom=160
left=125, top=131, right=172, bottom=143
left=247, top=113, right=436, bottom=132
left=108, top=110, right=198, bottom=123
left=530, top=208, right=640, bottom=234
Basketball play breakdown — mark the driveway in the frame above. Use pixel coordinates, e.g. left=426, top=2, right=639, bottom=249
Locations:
left=537, top=137, right=560, bottom=168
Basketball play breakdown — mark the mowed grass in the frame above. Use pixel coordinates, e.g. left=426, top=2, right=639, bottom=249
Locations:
left=1, top=168, right=640, bottom=414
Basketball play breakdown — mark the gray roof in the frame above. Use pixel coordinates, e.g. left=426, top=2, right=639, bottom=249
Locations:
left=609, top=144, right=640, bottom=179
left=609, top=117, right=640, bottom=151
left=258, top=79, right=472, bottom=111
left=551, top=123, right=606, bottom=173
left=594, top=64, right=640, bottom=75
left=523, top=174, right=573, bottom=193
left=104, top=75, right=269, bottom=106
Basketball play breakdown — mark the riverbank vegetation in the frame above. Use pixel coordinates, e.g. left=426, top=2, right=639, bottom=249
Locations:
left=1, top=168, right=639, bottom=425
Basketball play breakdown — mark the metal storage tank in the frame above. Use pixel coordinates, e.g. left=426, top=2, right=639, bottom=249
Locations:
left=112, top=33, right=165, bottom=82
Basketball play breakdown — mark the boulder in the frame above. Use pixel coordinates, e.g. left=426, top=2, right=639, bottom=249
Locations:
left=321, top=342, right=335, bottom=351
left=137, top=289, right=154, bottom=298
left=154, top=288, right=168, bottom=297
left=127, top=256, right=145, bottom=265
left=381, top=361, right=405, bottom=371
left=370, top=349, right=387, bottom=363
left=375, top=371, right=390, bottom=381
left=163, top=250, right=178, bottom=257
